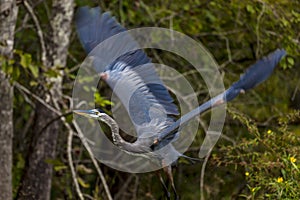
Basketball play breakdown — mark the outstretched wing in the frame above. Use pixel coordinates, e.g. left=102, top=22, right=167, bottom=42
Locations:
left=151, top=49, right=286, bottom=150
left=224, top=49, right=286, bottom=101
left=104, top=64, right=177, bottom=129
left=75, top=7, right=179, bottom=135
left=75, top=7, right=150, bottom=69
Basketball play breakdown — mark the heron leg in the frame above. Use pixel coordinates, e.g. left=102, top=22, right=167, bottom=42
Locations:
left=164, top=166, right=179, bottom=200
left=156, top=172, right=170, bottom=199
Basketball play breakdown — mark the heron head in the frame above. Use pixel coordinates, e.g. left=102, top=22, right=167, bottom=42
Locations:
left=73, top=108, right=104, bottom=119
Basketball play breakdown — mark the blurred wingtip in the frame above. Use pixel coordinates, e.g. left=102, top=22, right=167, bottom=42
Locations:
left=275, top=48, right=286, bottom=55
left=268, top=48, right=287, bottom=62
left=75, top=6, right=101, bottom=23
left=276, top=48, right=287, bottom=56
left=224, top=48, right=287, bottom=102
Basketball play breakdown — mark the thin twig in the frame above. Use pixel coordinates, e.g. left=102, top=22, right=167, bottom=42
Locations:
left=15, top=13, right=30, bottom=33
left=255, top=2, right=266, bottom=58
left=73, top=121, right=113, bottom=200
left=67, top=130, right=84, bottom=200
left=119, top=0, right=124, bottom=26
left=14, top=82, right=60, bottom=115
left=139, top=1, right=155, bottom=23
left=23, top=0, right=47, bottom=65
left=291, top=77, right=300, bottom=101
left=196, top=29, right=245, bottom=37
left=37, top=111, right=72, bottom=136
left=200, top=148, right=212, bottom=200
left=220, top=35, right=232, bottom=63
left=114, top=175, right=135, bottom=200
left=61, top=114, right=91, bottom=200
left=14, top=81, right=87, bottom=199
left=14, top=84, right=35, bottom=108
left=22, top=109, right=35, bottom=137
left=132, top=175, right=139, bottom=200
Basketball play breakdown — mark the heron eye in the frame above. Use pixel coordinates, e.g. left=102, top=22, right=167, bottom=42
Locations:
left=90, top=114, right=99, bottom=118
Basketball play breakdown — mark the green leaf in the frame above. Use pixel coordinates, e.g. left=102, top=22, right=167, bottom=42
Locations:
left=20, top=53, right=32, bottom=69
left=65, top=113, right=73, bottom=123
left=12, top=66, right=20, bottom=80
left=29, top=81, right=38, bottom=86
left=281, top=18, right=290, bottom=27
left=246, top=5, right=255, bottom=14
left=287, top=57, right=294, bottom=66
left=1, top=59, right=8, bottom=73
left=16, top=154, right=25, bottom=169
left=45, top=159, right=64, bottom=166
left=28, top=64, right=39, bottom=78
left=44, top=68, right=60, bottom=78
left=183, top=4, right=190, bottom=11
left=83, top=85, right=90, bottom=92
left=291, top=162, right=299, bottom=172
left=94, top=91, right=113, bottom=107
left=68, top=74, right=76, bottom=79
left=54, top=165, right=68, bottom=171
left=77, top=177, right=90, bottom=188
left=77, top=164, right=93, bottom=174
left=281, top=168, right=286, bottom=178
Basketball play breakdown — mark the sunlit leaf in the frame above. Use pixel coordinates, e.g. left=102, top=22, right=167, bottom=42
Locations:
left=20, top=53, right=32, bottom=69
left=77, top=177, right=90, bottom=188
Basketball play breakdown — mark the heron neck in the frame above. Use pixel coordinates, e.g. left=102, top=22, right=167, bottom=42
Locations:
left=100, top=114, right=134, bottom=149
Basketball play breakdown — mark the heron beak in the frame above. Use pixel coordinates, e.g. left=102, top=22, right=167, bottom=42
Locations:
left=73, top=110, right=97, bottom=118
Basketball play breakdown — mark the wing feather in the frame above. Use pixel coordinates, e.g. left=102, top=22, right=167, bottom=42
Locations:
left=75, top=7, right=179, bottom=129
left=152, top=49, right=286, bottom=150
left=105, top=64, right=175, bottom=136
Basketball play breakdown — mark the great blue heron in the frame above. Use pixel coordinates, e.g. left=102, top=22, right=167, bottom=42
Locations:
left=74, top=6, right=286, bottom=199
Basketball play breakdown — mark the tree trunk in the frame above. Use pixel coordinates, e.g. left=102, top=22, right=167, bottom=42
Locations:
left=0, top=1, right=18, bottom=199
left=17, top=1, right=74, bottom=199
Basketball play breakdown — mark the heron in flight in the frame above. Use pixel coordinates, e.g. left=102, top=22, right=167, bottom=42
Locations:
left=74, top=6, right=286, bottom=199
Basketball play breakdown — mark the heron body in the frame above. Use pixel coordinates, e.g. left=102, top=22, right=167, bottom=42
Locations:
left=74, top=6, right=286, bottom=199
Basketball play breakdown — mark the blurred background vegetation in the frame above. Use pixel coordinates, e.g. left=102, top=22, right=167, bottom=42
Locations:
left=1, top=0, right=299, bottom=199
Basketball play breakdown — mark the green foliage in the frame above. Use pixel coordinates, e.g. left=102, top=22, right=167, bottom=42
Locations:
left=15, top=50, right=39, bottom=78
left=94, top=91, right=114, bottom=108
left=214, top=110, right=300, bottom=199
left=77, top=177, right=90, bottom=188
left=0, top=56, right=19, bottom=81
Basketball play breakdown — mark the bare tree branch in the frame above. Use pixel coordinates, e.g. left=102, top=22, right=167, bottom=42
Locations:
left=23, top=0, right=47, bottom=65
left=67, top=129, right=84, bottom=200
left=14, top=81, right=60, bottom=115
left=73, top=121, right=113, bottom=200
left=200, top=148, right=212, bottom=200
left=255, top=2, right=266, bottom=58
